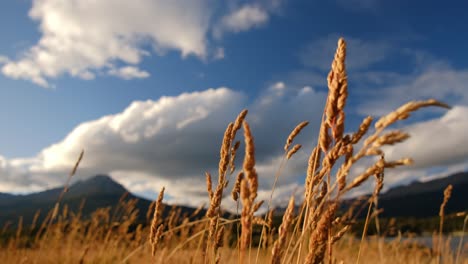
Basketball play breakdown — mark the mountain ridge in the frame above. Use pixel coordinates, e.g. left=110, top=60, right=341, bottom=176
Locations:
left=0, top=171, right=466, bottom=226
left=0, top=174, right=199, bottom=227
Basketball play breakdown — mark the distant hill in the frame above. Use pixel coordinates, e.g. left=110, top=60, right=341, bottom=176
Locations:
left=377, top=171, right=468, bottom=217
left=0, top=175, right=199, bottom=227
left=0, top=193, right=14, bottom=200
left=0, top=172, right=466, bottom=228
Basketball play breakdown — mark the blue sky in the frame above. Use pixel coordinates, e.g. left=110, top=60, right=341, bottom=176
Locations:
left=0, top=0, right=467, bottom=207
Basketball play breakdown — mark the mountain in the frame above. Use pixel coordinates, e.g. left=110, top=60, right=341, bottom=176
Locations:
left=0, top=193, right=14, bottom=200
left=0, top=175, right=199, bottom=228
left=376, top=171, right=468, bottom=217
left=1, top=172, right=466, bottom=228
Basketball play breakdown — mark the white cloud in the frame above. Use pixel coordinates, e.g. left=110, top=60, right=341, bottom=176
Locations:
left=0, top=85, right=327, bottom=208
left=0, top=0, right=210, bottom=86
left=384, top=105, right=468, bottom=170
left=0, top=0, right=284, bottom=87
left=357, top=67, right=468, bottom=115
left=214, top=5, right=269, bottom=37
left=108, top=66, right=150, bottom=80
left=345, top=105, right=468, bottom=196
left=213, top=47, right=225, bottom=60
left=0, top=84, right=466, bottom=208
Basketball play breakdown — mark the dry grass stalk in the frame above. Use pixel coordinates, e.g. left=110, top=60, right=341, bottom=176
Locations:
left=437, top=184, right=453, bottom=263
left=253, top=200, right=265, bottom=212
left=305, top=203, right=338, bottom=264
left=287, top=144, right=302, bottom=159
left=253, top=217, right=269, bottom=227
left=30, top=210, right=41, bottom=233
left=318, top=121, right=331, bottom=153
left=271, top=196, right=295, bottom=264
left=63, top=149, right=85, bottom=194
left=208, top=215, right=219, bottom=242
left=78, top=245, right=90, bottom=264
left=231, top=171, right=244, bottom=201
left=357, top=167, right=385, bottom=264
left=267, top=209, right=275, bottom=228
left=207, top=122, right=234, bottom=218
left=373, top=130, right=410, bottom=147
left=375, top=99, right=450, bottom=129
left=218, top=122, right=234, bottom=184
left=146, top=201, right=156, bottom=223
left=151, top=224, right=164, bottom=257
left=321, top=37, right=348, bottom=143
left=231, top=109, right=248, bottom=140
left=308, top=181, right=328, bottom=229
left=331, top=225, right=350, bottom=244
left=228, top=109, right=248, bottom=174
left=214, top=225, right=225, bottom=253
left=240, top=178, right=253, bottom=257
left=239, top=120, right=260, bottom=261
left=150, top=187, right=165, bottom=247
left=351, top=116, right=373, bottom=144
left=384, top=158, right=413, bottom=168
left=440, top=185, right=453, bottom=219
left=455, top=214, right=468, bottom=264
left=190, top=203, right=205, bottom=218
left=324, top=39, right=345, bottom=128
left=15, top=216, right=23, bottom=244
left=285, top=121, right=309, bottom=151
left=305, top=146, right=321, bottom=201
left=229, top=140, right=241, bottom=174
left=206, top=172, right=213, bottom=200
left=332, top=39, right=348, bottom=141
left=243, top=121, right=258, bottom=200
left=345, top=156, right=385, bottom=191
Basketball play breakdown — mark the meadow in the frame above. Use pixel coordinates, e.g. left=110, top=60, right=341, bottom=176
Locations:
left=0, top=38, right=466, bottom=264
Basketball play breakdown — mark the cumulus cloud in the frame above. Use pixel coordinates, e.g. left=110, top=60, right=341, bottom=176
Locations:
left=384, top=106, right=468, bottom=170
left=357, top=67, right=468, bottom=115
left=214, top=5, right=269, bottom=37
left=0, top=85, right=327, bottom=208
left=1, top=0, right=212, bottom=87
left=0, top=0, right=284, bottom=87
left=0, top=84, right=466, bottom=208
left=346, top=105, right=468, bottom=197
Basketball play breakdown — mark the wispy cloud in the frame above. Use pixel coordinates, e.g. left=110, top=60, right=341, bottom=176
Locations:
left=0, top=56, right=8, bottom=64
left=108, top=66, right=150, bottom=80
left=299, top=34, right=393, bottom=71
left=214, top=4, right=269, bottom=37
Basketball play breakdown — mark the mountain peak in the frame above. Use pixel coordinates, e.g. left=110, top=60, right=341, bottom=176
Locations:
left=69, top=174, right=127, bottom=196
left=83, top=174, right=119, bottom=185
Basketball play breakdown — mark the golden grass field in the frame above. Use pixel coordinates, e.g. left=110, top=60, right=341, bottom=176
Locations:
left=0, top=38, right=466, bottom=264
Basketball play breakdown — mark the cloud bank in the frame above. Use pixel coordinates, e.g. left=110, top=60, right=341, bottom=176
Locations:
left=1, top=83, right=467, bottom=209
left=0, top=84, right=326, bottom=208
